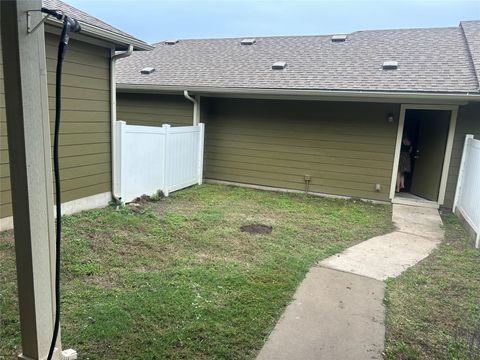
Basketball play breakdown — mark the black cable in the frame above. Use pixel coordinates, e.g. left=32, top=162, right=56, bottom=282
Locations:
left=44, top=11, right=81, bottom=360
left=47, top=32, right=66, bottom=360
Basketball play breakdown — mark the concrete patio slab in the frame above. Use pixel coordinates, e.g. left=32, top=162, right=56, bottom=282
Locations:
left=257, top=267, right=385, bottom=360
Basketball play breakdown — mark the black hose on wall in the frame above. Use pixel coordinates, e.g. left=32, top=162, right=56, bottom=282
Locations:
left=42, top=9, right=81, bottom=360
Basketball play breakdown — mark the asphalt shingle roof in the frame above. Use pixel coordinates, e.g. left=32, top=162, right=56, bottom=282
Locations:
left=43, top=0, right=146, bottom=45
left=461, top=21, right=480, bottom=88
left=117, top=22, right=480, bottom=94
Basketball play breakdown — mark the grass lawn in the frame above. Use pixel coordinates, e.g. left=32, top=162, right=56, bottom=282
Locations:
left=384, top=213, right=480, bottom=360
left=0, top=184, right=392, bottom=359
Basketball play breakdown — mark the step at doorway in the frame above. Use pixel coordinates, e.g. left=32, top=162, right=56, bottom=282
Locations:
left=392, top=192, right=439, bottom=209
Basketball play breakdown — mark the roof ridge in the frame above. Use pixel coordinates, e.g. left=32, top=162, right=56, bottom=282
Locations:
left=353, top=25, right=459, bottom=33
left=151, top=23, right=463, bottom=44
left=152, top=34, right=333, bottom=44
left=460, top=21, right=480, bottom=91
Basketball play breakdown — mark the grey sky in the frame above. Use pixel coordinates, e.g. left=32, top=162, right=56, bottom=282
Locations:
left=68, top=0, right=480, bottom=43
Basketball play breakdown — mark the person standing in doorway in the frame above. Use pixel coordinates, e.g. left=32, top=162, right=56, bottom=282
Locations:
left=397, top=135, right=412, bottom=192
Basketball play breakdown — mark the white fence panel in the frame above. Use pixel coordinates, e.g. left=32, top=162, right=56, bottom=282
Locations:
left=116, top=121, right=205, bottom=203
left=166, top=125, right=203, bottom=193
left=453, top=134, right=480, bottom=248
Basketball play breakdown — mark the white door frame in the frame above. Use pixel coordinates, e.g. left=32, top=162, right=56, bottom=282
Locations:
left=389, top=104, right=458, bottom=205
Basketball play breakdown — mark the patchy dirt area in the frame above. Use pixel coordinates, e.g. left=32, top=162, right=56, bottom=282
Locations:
left=84, top=272, right=121, bottom=289
left=127, top=193, right=164, bottom=213
left=150, top=198, right=204, bottom=218
left=240, top=224, right=273, bottom=234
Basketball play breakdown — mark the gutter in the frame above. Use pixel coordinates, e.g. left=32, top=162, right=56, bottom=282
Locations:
left=46, top=17, right=153, bottom=51
left=183, top=90, right=200, bottom=125
left=117, top=84, right=480, bottom=102
left=111, top=45, right=133, bottom=203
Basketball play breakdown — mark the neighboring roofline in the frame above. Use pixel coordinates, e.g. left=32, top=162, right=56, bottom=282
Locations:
left=46, top=17, right=153, bottom=51
left=116, top=83, right=480, bottom=102
left=150, top=24, right=461, bottom=44
left=460, top=21, right=480, bottom=91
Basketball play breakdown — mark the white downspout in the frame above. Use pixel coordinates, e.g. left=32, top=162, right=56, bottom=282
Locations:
left=184, top=90, right=200, bottom=125
left=111, top=45, right=133, bottom=202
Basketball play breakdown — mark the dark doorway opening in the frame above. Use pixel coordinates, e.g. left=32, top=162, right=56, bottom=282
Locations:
left=399, top=109, right=450, bottom=202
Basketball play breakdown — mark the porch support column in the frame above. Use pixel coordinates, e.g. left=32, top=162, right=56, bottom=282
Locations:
left=1, top=1, right=59, bottom=359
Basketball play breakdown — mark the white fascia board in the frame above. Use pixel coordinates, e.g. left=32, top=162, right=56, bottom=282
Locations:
left=116, top=84, right=480, bottom=103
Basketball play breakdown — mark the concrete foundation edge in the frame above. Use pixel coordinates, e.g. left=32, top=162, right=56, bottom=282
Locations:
left=0, top=192, right=112, bottom=232
left=205, top=179, right=389, bottom=205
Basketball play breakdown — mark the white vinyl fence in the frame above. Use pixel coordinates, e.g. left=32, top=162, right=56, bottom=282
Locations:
left=115, top=121, right=205, bottom=203
left=453, top=134, right=480, bottom=248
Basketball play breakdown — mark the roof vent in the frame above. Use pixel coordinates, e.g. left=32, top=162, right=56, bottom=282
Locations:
left=272, top=61, right=287, bottom=70
left=331, top=34, right=347, bottom=42
left=140, top=67, right=155, bottom=75
left=382, top=61, right=398, bottom=70
left=164, top=39, right=179, bottom=45
left=241, top=38, right=256, bottom=45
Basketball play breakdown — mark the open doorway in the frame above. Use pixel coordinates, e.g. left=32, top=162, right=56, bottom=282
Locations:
left=394, top=108, right=453, bottom=204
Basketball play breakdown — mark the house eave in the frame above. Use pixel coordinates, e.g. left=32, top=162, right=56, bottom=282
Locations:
left=116, top=84, right=480, bottom=104
left=46, top=17, right=153, bottom=51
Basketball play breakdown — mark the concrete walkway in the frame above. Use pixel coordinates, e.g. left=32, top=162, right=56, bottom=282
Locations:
left=257, top=204, right=443, bottom=360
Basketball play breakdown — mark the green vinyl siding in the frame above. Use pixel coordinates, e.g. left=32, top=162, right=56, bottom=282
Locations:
left=443, top=103, right=480, bottom=208
left=117, top=93, right=193, bottom=127
left=202, top=98, right=400, bottom=201
left=0, top=33, right=111, bottom=218
left=0, top=38, right=5, bottom=219
left=114, top=92, right=480, bottom=204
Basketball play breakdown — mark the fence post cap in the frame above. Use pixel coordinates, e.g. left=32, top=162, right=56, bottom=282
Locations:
left=162, top=123, right=171, bottom=128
